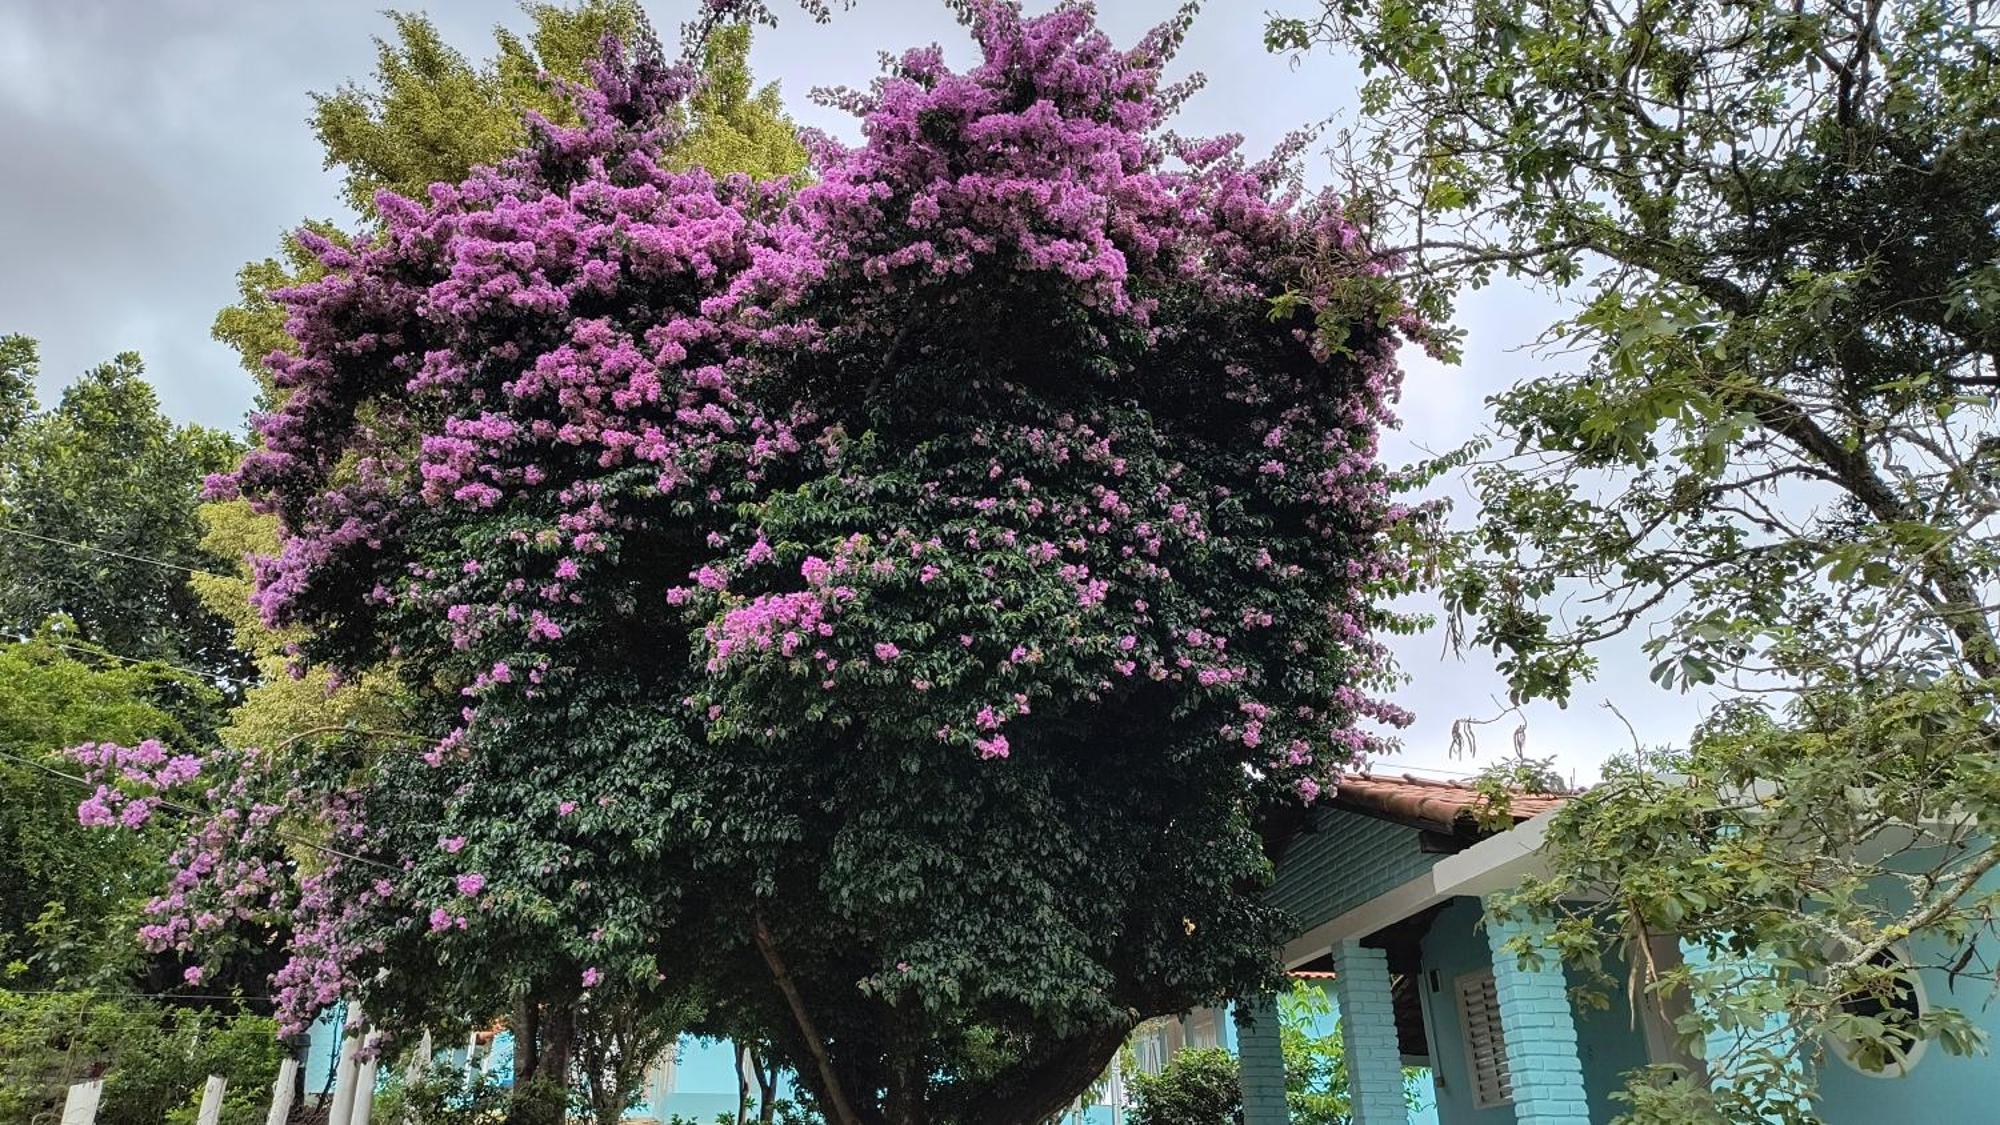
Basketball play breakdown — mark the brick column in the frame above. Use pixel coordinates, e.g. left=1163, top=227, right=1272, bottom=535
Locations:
left=1235, top=997, right=1291, bottom=1125
left=1483, top=907, right=1591, bottom=1125
left=1331, top=940, right=1409, bottom=1124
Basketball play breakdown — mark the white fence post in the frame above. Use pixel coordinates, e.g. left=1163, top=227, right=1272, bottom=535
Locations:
left=195, top=1075, right=228, bottom=1125
left=350, top=1030, right=380, bottom=1125
left=327, top=1005, right=364, bottom=1125
left=60, top=1080, right=104, bottom=1125
left=265, top=1057, right=300, bottom=1125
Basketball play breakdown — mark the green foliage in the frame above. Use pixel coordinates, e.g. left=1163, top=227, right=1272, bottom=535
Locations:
left=395, top=1066, right=517, bottom=1125
left=0, top=335, right=35, bottom=447
left=311, top=1, right=641, bottom=216
left=0, top=631, right=217, bottom=989
left=1278, top=984, right=1349, bottom=1125
left=0, top=993, right=280, bottom=1125
left=0, top=345, right=243, bottom=680
left=1277, top=982, right=1426, bottom=1124
left=1273, top=0, right=2000, bottom=1114
left=1127, top=1047, right=1241, bottom=1125
left=671, top=24, right=809, bottom=182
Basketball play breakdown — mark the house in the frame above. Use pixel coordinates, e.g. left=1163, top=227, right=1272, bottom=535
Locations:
left=1238, top=772, right=2000, bottom=1124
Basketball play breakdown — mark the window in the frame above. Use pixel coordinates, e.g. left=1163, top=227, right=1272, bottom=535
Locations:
left=1829, top=944, right=1929, bottom=1078
left=1455, top=970, right=1513, bottom=1108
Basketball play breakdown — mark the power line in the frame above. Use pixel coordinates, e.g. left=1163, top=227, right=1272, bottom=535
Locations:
left=0, top=523, right=235, bottom=581
left=0, top=989, right=274, bottom=1003
left=4, top=630, right=261, bottom=689
left=0, top=746, right=403, bottom=873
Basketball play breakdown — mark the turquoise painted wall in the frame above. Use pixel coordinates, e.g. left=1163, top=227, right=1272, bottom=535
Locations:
left=302, top=1004, right=345, bottom=1098
left=1420, top=898, right=1518, bottom=1125
left=1269, top=811, right=1446, bottom=935
left=1420, top=897, right=1657, bottom=1125
left=1798, top=855, right=2000, bottom=1122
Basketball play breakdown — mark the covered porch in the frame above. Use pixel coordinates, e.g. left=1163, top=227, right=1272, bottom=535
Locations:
left=1239, top=775, right=1684, bottom=1125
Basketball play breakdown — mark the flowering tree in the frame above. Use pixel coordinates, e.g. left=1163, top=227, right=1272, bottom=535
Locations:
left=94, top=5, right=1416, bottom=1121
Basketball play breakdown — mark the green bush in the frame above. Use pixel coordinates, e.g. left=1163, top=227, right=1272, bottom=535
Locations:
left=390, top=1065, right=514, bottom=1125
left=0, top=991, right=281, bottom=1125
left=1128, top=1047, right=1242, bottom=1125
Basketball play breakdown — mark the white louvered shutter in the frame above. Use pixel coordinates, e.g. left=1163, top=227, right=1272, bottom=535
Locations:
left=1456, top=970, right=1514, bottom=1108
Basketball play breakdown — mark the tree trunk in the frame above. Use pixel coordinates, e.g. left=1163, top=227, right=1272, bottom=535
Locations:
left=969, top=1023, right=1133, bottom=1125
left=750, top=912, right=864, bottom=1125
left=541, top=1001, right=576, bottom=1090
left=884, top=1020, right=925, bottom=1125
left=753, top=1050, right=778, bottom=1125
left=512, top=1002, right=541, bottom=1088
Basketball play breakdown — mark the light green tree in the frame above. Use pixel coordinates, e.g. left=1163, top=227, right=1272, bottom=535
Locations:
left=1271, top=0, right=2000, bottom=1117
left=0, top=630, right=218, bottom=989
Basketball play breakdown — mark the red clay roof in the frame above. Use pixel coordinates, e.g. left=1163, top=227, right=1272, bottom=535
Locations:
left=1326, top=772, right=1569, bottom=836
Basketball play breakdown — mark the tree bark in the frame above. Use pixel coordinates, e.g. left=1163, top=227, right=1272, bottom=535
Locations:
left=754, top=1050, right=778, bottom=1125
left=541, top=1001, right=576, bottom=1091
left=512, top=1001, right=540, bottom=1088
left=751, top=912, right=864, bottom=1125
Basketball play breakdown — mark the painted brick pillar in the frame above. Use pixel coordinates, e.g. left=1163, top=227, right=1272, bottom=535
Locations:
left=1483, top=907, right=1591, bottom=1125
left=1235, top=997, right=1291, bottom=1125
left=1331, top=940, right=1409, bottom=1124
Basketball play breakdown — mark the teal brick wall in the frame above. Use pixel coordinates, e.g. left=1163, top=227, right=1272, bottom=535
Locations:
left=1333, top=940, right=1411, bottom=1124
left=1237, top=996, right=1292, bottom=1125
left=1483, top=909, right=1589, bottom=1125
left=1269, top=810, right=1444, bottom=936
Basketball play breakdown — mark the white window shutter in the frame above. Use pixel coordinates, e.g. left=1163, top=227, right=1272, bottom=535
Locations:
left=1455, top=970, right=1514, bottom=1109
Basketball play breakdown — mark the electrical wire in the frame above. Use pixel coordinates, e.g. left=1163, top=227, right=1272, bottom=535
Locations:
left=0, top=746, right=404, bottom=873
left=4, top=630, right=261, bottom=689
left=0, top=523, right=235, bottom=581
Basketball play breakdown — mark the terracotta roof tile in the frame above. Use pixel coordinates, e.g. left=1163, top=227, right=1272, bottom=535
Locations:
left=1326, top=772, right=1569, bottom=836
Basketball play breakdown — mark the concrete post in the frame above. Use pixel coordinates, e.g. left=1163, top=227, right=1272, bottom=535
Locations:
left=195, top=1076, right=228, bottom=1125
left=1483, top=908, right=1590, bottom=1125
left=327, top=1005, right=363, bottom=1125
left=350, top=1031, right=380, bottom=1125
left=265, top=1058, right=299, bottom=1125
left=1332, top=940, right=1409, bottom=1125
left=1235, top=996, right=1291, bottom=1125
left=60, top=1080, right=104, bottom=1125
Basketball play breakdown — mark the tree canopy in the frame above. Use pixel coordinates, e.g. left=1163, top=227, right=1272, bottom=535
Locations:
left=0, top=339, right=243, bottom=680
left=103, top=5, right=1418, bottom=1122
left=1271, top=0, right=2000, bottom=1115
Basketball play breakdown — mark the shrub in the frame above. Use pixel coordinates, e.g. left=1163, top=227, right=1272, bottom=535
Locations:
left=1128, top=1047, right=1241, bottom=1125
left=0, top=992, right=280, bottom=1125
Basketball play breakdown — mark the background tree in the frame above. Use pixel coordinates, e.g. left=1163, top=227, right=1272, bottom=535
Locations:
left=0, top=339, right=243, bottom=681
left=1271, top=0, right=1999, bottom=1116
left=0, top=631, right=215, bottom=990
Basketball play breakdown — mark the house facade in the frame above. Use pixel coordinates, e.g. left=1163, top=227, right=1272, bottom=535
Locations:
left=1243, top=773, right=2000, bottom=1125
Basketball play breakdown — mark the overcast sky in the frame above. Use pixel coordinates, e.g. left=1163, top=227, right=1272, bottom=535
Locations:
left=0, top=0, right=1707, bottom=783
